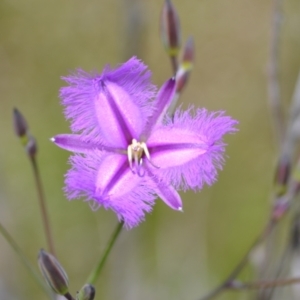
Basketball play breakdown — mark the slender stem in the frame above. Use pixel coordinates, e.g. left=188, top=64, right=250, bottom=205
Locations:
left=30, top=156, right=56, bottom=256
left=170, top=55, right=178, bottom=75
left=230, top=277, right=300, bottom=290
left=199, top=221, right=276, bottom=300
left=267, top=0, right=284, bottom=147
left=0, top=221, right=51, bottom=297
left=86, top=222, right=124, bottom=285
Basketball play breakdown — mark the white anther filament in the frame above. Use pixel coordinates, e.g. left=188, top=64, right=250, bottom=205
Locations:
left=127, top=139, right=150, bottom=171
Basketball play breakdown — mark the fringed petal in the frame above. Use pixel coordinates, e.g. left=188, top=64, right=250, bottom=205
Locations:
left=65, top=151, right=155, bottom=228
left=60, top=57, right=155, bottom=147
left=149, top=107, right=238, bottom=191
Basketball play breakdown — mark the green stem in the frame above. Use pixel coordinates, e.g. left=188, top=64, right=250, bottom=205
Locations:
left=30, top=156, right=56, bottom=256
left=0, top=221, right=51, bottom=297
left=86, top=222, right=124, bottom=285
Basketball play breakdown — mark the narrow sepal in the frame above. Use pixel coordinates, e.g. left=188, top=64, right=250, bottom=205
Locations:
left=51, top=134, right=124, bottom=154
left=141, top=78, right=176, bottom=140
left=151, top=174, right=182, bottom=210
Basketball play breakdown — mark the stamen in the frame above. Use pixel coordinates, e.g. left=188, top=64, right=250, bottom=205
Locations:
left=127, top=139, right=159, bottom=175
left=127, top=144, right=133, bottom=170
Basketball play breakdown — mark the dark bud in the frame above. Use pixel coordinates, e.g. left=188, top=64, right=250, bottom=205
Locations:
left=181, top=36, right=195, bottom=69
left=175, top=37, right=195, bottom=94
left=26, top=135, right=37, bottom=158
left=76, top=284, right=96, bottom=300
left=13, top=108, right=28, bottom=139
left=38, top=249, right=69, bottom=295
left=160, top=0, right=181, bottom=57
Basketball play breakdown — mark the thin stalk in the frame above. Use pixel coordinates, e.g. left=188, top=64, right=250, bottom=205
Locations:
left=230, top=277, right=300, bottom=290
left=170, top=55, right=178, bottom=75
left=86, top=222, right=124, bottom=285
left=0, top=221, right=51, bottom=297
left=30, top=156, right=56, bottom=256
left=199, top=221, right=276, bottom=300
left=267, top=0, right=284, bottom=147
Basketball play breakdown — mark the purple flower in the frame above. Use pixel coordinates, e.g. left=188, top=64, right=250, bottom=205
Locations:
left=52, top=57, right=237, bottom=228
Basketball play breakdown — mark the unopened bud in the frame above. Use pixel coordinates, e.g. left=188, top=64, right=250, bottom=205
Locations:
left=13, top=108, right=28, bottom=139
left=175, top=37, right=195, bottom=94
left=181, top=36, right=195, bottom=72
left=160, top=0, right=181, bottom=57
left=76, top=284, right=96, bottom=300
left=38, top=249, right=69, bottom=295
left=26, top=135, right=37, bottom=158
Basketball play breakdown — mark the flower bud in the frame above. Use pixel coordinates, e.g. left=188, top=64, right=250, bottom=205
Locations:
left=76, top=284, right=96, bottom=300
left=26, top=135, right=38, bottom=158
left=13, top=108, right=28, bottom=139
left=175, top=36, right=195, bottom=94
left=181, top=36, right=195, bottom=72
left=160, top=0, right=181, bottom=57
left=38, top=249, right=69, bottom=295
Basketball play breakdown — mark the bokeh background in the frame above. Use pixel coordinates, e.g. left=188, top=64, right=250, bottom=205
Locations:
left=1, top=0, right=300, bottom=299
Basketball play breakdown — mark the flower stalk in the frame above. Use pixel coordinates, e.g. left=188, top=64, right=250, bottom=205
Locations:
left=0, top=221, right=51, bottom=297
left=13, top=108, right=56, bottom=256
left=86, top=221, right=123, bottom=285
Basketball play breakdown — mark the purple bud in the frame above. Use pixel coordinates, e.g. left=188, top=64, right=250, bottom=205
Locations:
left=181, top=36, right=195, bottom=70
left=175, top=37, right=195, bottom=94
left=76, top=284, right=95, bottom=300
left=13, top=108, right=28, bottom=138
left=160, top=0, right=181, bottom=57
left=26, top=135, right=38, bottom=158
left=38, top=249, right=69, bottom=295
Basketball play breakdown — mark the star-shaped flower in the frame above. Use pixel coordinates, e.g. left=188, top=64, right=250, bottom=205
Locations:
left=52, top=57, right=237, bottom=228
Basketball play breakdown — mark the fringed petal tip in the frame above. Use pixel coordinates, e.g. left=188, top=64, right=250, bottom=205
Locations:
left=64, top=153, right=156, bottom=229
left=59, top=57, right=156, bottom=141
left=152, top=107, right=238, bottom=192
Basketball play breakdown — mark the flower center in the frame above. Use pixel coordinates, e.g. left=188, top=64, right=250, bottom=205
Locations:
left=127, top=139, right=160, bottom=176
left=127, top=139, right=150, bottom=173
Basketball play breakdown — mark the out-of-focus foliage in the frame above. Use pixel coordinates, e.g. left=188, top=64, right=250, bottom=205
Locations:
left=1, top=0, right=300, bottom=299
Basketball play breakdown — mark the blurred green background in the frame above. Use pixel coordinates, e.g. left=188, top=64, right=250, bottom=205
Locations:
left=1, top=0, right=300, bottom=299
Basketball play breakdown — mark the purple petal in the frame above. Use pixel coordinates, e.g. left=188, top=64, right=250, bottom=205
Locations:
left=149, top=108, right=238, bottom=191
left=94, top=81, right=144, bottom=147
left=51, top=134, right=125, bottom=154
left=65, top=151, right=155, bottom=228
left=60, top=57, right=155, bottom=147
left=147, top=127, right=207, bottom=168
left=141, top=78, right=176, bottom=140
